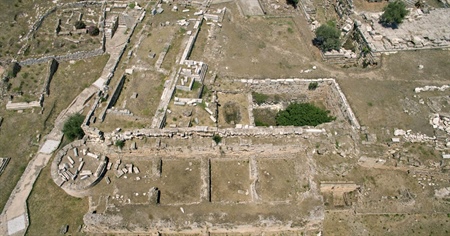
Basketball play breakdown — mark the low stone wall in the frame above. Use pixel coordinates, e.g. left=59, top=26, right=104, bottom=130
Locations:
left=179, top=16, right=203, bottom=65
left=19, top=48, right=104, bottom=66
left=6, top=101, right=41, bottom=110
left=21, top=1, right=104, bottom=54
left=107, top=126, right=324, bottom=142
left=100, top=74, right=126, bottom=121
left=42, top=59, right=59, bottom=96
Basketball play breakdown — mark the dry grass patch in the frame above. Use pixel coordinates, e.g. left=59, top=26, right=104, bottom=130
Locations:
left=160, top=159, right=202, bottom=204
left=217, top=92, right=249, bottom=127
left=27, top=164, right=87, bottom=236
left=0, top=55, right=108, bottom=212
left=256, top=158, right=303, bottom=202
left=211, top=159, right=252, bottom=203
left=201, top=4, right=315, bottom=78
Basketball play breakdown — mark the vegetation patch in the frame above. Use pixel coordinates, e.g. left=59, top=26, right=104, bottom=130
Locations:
left=379, top=0, right=408, bottom=28
left=252, top=92, right=269, bottom=105
left=213, top=134, right=222, bottom=144
left=313, top=21, right=341, bottom=52
left=115, top=140, right=125, bottom=149
left=254, top=108, right=278, bottom=127
left=62, top=114, right=85, bottom=141
left=308, top=82, right=319, bottom=90
left=276, top=103, right=335, bottom=126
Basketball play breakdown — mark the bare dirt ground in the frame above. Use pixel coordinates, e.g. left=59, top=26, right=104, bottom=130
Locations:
left=191, top=2, right=323, bottom=78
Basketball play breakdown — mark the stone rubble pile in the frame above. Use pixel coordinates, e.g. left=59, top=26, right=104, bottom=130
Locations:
left=359, top=8, right=450, bottom=52
left=393, top=128, right=436, bottom=142
left=414, top=85, right=450, bottom=93
left=429, top=113, right=450, bottom=135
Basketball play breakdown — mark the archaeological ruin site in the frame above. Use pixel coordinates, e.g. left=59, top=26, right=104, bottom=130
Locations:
left=0, top=0, right=449, bottom=235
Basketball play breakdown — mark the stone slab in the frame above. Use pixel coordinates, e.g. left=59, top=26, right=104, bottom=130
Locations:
left=93, top=78, right=106, bottom=89
left=7, top=214, right=25, bottom=235
left=39, top=140, right=61, bottom=154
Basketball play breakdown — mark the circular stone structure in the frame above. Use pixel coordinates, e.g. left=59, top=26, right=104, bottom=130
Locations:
left=51, top=140, right=108, bottom=197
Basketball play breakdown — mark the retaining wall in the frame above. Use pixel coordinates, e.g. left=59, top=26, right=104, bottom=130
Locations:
left=19, top=48, right=104, bottom=66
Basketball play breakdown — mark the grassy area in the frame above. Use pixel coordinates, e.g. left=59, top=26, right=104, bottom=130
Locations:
left=26, top=164, right=87, bottom=236
left=254, top=108, right=278, bottom=127
left=0, top=111, right=42, bottom=212
left=0, top=55, right=108, bottom=212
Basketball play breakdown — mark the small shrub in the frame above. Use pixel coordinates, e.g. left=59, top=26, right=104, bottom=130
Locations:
left=255, top=120, right=269, bottom=127
left=128, top=3, right=135, bottom=9
left=308, top=82, right=318, bottom=90
left=22, top=72, right=29, bottom=79
left=115, top=140, right=125, bottom=149
left=313, top=22, right=341, bottom=52
left=212, top=134, right=222, bottom=144
left=62, top=114, right=85, bottom=141
left=74, top=21, right=86, bottom=29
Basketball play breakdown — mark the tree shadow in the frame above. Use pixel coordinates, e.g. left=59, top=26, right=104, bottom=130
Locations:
left=286, top=0, right=298, bottom=9
left=379, top=21, right=399, bottom=29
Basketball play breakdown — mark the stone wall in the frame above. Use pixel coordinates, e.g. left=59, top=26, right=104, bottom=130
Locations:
left=6, top=101, right=41, bottom=110
left=19, top=48, right=104, bottom=66
left=180, top=16, right=203, bottom=64
left=42, top=59, right=59, bottom=96
left=100, top=74, right=126, bottom=121
left=106, top=126, right=324, bottom=142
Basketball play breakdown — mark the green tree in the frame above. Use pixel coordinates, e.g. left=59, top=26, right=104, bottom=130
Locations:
left=276, top=103, right=335, bottom=126
left=314, top=22, right=341, bottom=52
left=62, top=114, right=85, bottom=141
left=380, top=1, right=409, bottom=27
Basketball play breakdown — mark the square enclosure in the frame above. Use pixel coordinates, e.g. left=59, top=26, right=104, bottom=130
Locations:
left=160, top=159, right=201, bottom=204
left=256, top=158, right=300, bottom=202
left=211, top=159, right=252, bottom=203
